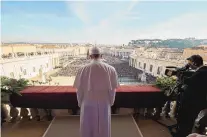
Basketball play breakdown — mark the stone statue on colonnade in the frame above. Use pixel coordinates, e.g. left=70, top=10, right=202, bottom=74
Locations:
left=141, top=71, right=147, bottom=82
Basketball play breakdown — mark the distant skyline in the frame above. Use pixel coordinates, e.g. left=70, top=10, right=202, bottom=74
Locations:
left=2, top=1, right=207, bottom=44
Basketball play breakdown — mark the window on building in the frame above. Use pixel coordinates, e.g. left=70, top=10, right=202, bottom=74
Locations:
left=144, top=63, right=146, bottom=70
left=33, top=67, right=36, bottom=72
left=10, top=72, right=14, bottom=78
left=139, top=62, right=141, bottom=67
left=150, top=65, right=153, bottom=72
left=47, top=63, right=49, bottom=68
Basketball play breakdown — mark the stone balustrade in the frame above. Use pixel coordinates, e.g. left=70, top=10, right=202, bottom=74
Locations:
left=1, top=101, right=177, bottom=125
left=1, top=104, right=53, bottom=123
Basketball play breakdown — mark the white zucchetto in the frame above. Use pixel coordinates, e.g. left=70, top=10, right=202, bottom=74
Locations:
left=90, top=46, right=101, bottom=55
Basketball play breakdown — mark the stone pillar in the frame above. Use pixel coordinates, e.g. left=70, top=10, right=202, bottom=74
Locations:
left=38, top=109, right=53, bottom=121
left=153, top=107, right=162, bottom=120
left=10, top=106, right=20, bottom=122
left=129, top=58, right=131, bottom=66
left=38, top=109, right=48, bottom=120
left=30, top=108, right=40, bottom=121
left=170, top=101, right=177, bottom=117
left=1, top=104, right=10, bottom=123
left=20, top=108, right=30, bottom=120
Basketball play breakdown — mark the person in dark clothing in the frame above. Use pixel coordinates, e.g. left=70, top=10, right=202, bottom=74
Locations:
left=175, top=55, right=207, bottom=137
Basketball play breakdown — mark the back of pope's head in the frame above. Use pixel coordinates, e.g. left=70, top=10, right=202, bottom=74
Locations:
left=89, top=46, right=102, bottom=59
left=90, top=46, right=101, bottom=55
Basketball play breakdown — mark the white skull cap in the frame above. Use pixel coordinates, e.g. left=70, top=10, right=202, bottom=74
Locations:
left=90, top=46, right=101, bottom=55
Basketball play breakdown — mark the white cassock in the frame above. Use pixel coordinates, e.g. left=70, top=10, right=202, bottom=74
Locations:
left=73, top=59, right=119, bottom=137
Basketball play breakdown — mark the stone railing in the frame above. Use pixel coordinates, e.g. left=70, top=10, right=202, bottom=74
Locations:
left=1, top=104, right=54, bottom=123
left=1, top=102, right=177, bottom=124
left=1, top=97, right=177, bottom=125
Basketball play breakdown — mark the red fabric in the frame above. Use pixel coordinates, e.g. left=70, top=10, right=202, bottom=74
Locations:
left=21, top=85, right=160, bottom=94
left=117, top=85, right=160, bottom=92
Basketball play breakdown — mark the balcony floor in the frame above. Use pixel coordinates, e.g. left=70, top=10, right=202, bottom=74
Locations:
left=1, top=109, right=173, bottom=137
left=1, top=120, right=50, bottom=137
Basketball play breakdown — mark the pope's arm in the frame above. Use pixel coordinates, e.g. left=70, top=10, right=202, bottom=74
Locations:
left=73, top=68, right=83, bottom=107
left=109, top=68, right=119, bottom=106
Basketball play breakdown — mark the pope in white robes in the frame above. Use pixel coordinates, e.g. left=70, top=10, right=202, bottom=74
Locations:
left=73, top=46, right=119, bottom=137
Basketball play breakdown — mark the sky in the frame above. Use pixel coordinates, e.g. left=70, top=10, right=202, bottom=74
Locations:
left=1, top=1, right=207, bottom=45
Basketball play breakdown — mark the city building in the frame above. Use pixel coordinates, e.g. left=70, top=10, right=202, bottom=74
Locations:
left=183, top=45, right=207, bottom=62
left=0, top=44, right=88, bottom=80
left=129, top=47, right=185, bottom=77
left=102, top=47, right=134, bottom=59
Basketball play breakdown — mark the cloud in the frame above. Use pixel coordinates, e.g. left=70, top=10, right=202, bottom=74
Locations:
left=103, top=1, right=139, bottom=23
left=66, top=1, right=207, bottom=44
left=2, top=1, right=141, bottom=44
left=24, top=13, right=63, bottom=19
left=126, top=0, right=139, bottom=14
left=66, top=1, right=90, bottom=24
left=136, top=12, right=207, bottom=39
left=2, top=1, right=207, bottom=45
left=65, top=1, right=140, bottom=44
left=71, top=12, right=207, bottom=44
left=3, top=12, right=207, bottom=44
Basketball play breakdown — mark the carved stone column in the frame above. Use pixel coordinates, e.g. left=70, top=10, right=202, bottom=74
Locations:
left=10, top=106, right=20, bottom=123
left=170, top=101, right=177, bottom=118
left=38, top=109, right=49, bottom=121
left=30, top=108, right=40, bottom=121
left=1, top=104, right=9, bottom=124
left=47, top=109, right=53, bottom=121
left=162, top=101, right=171, bottom=118
left=152, top=107, right=162, bottom=120
left=20, top=108, right=30, bottom=120
left=145, top=108, right=154, bottom=118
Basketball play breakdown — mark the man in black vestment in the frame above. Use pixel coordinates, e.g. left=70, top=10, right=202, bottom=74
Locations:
left=175, top=55, right=207, bottom=137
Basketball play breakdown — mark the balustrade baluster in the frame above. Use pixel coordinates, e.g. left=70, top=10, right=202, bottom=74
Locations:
left=38, top=109, right=49, bottom=121
left=30, top=108, right=40, bottom=121
left=10, top=106, right=20, bottom=123
left=20, top=108, right=30, bottom=120
left=1, top=104, right=10, bottom=124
